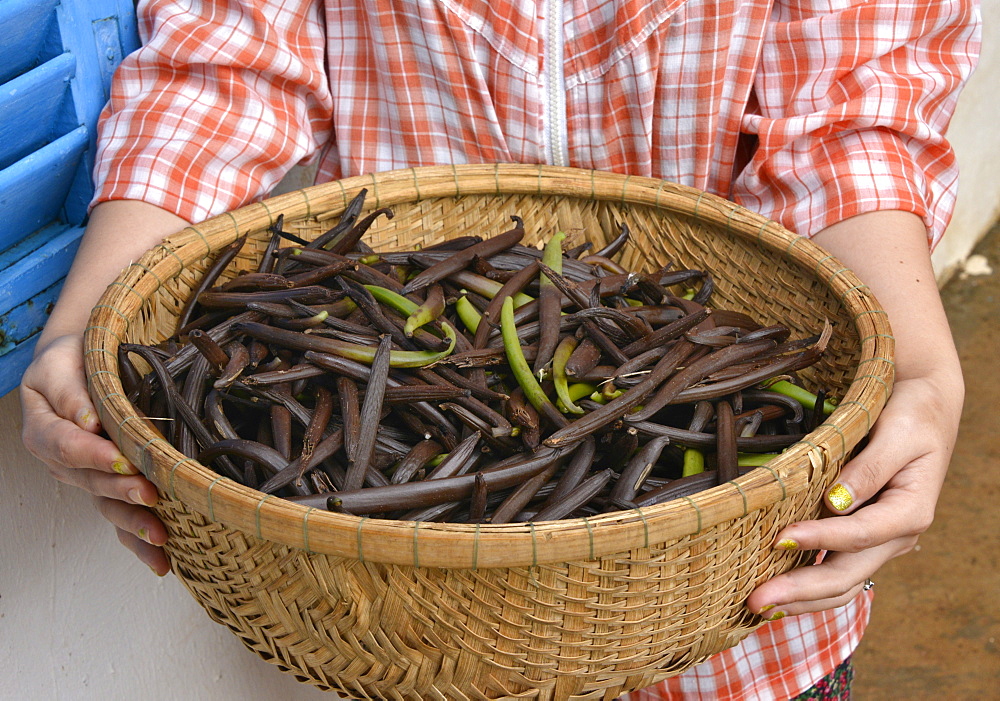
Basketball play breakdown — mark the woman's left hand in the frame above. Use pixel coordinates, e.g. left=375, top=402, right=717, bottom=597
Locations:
left=746, top=371, right=963, bottom=618
left=746, top=210, right=965, bottom=619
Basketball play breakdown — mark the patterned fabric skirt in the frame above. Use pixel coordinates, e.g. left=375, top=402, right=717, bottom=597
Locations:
left=789, top=656, right=854, bottom=700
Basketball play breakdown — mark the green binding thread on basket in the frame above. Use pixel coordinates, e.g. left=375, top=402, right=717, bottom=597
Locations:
left=842, top=283, right=872, bottom=296
left=255, top=494, right=273, bottom=540
left=221, top=211, right=241, bottom=240
left=730, top=480, right=749, bottom=517
left=83, top=347, right=116, bottom=366
left=472, top=523, right=481, bottom=571
left=91, top=304, right=131, bottom=324
left=814, top=254, right=835, bottom=277
left=859, top=333, right=895, bottom=345
left=631, top=508, right=650, bottom=549
left=168, top=457, right=186, bottom=501
left=132, top=261, right=165, bottom=289
left=108, top=281, right=146, bottom=303
left=620, top=175, right=634, bottom=207
left=206, top=476, right=227, bottom=522
left=151, top=243, right=186, bottom=273
left=410, top=167, right=422, bottom=201
left=826, top=267, right=850, bottom=284
left=370, top=172, right=382, bottom=208
left=755, top=218, right=775, bottom=243
left=853, top=373, right=892, bottom=403
left=85, top=324, right=124, bottom=344
left=839, top=400, right=873, bottom=432
left=331, top=178, right=349, bottom=218
left=858, top=356, right=895, bottom=368
left=186, top=225, right=212, bottom=256
left=302, top=507, right=315, bottom=553
left=691, top=190, right=706, bottom=221
left=819, top=421, right=848, bottom=461
left=656, top=179, right=671, bottom=212
left=582, top=516, right=596, bottom=560
left=724, top=204, right=740, bottom=234
left=854, top=310, right=890, bottom=324
left=356, top=516, right=369, bottom=563
left=412, top=521, right=421, bottom=568
left=784, top=234, right=805, bottom=257
left=757, top=465, right=788, bottom=501
left=681, top=496, right=702, bottom=534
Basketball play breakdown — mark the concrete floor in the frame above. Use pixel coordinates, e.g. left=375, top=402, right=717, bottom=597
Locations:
left=852, top=219, right=1000, bottom=699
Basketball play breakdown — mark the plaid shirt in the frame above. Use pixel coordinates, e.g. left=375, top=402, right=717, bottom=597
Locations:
left=92, top=0, right=978, bottom=698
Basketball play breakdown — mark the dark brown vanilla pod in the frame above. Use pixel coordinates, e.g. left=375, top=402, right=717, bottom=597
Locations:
left=287, top=446, right=570, bottom=514
left=401, top=216, right=525, bottom=295
left=176, top=233, right=248, bottom=331
left=343, top=335, right=392, bottom=491
left=304, top=188, right=368, bottom=250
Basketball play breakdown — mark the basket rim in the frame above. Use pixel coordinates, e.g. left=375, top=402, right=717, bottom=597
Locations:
left=84, top=164, right=894, bottom=567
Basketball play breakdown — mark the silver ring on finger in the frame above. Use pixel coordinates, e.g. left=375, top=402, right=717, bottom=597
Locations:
left=862, top=578, right=875, bottom=591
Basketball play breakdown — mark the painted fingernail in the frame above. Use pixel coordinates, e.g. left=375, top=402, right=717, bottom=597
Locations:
left=758, top=604, right=776, bottom=614
left=112, top=456, right=137, bottom=475
left=827, top=483, right=853, bottom=511
left=148, top=564, right=166, bottom=577
left=128, top=488, right=156, bottom=507
left=776, top=538, right=799, bottom=550
left=138, top=527, right=150, bottom=543
left=76, top=408, right=100, bottom=430
left=766, top=610, right=787, bottom=622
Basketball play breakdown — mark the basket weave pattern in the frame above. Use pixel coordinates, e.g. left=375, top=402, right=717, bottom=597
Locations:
left=85, top=165, right=893, bottom=700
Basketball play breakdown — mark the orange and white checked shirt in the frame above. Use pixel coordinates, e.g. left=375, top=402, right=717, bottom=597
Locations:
left=92, top=0, right=979, bottom=698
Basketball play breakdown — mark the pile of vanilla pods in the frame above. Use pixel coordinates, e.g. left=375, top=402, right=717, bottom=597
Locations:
left=119, top=190, right=833, bottom=522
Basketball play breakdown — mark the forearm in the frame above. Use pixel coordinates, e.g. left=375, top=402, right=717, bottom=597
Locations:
left=812, top=210, right=963, bottom=399
left=39, top=200, right=189, bottom=346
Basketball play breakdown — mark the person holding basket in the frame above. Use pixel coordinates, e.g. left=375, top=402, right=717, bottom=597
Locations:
left=20, top=0, right=979, bottom=698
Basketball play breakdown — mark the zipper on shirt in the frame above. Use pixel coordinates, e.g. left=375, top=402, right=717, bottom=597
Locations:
left=541, top=0, right=569, bottom=167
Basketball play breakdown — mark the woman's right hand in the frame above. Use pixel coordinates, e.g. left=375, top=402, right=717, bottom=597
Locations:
left=18, top=200, right=190, bottom=576
left=20, top=333, right=171, bottom=575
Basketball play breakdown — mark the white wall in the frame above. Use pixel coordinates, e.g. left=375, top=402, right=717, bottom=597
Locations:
left=2, top=8, right=998, bottom=697
left=0, top=391, right=331, bottom=701
left=932, top=0, right=1000, bottom=281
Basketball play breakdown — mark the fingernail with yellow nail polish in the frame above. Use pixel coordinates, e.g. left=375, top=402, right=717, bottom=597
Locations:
left=138, top=527, right=150, bottom=543
left=776, top=538, right=799, bottom=550
left=76, top=408, right=99, bottom=430
left=827, top=483, right=853, bottom=511
left=766, top=610, right=787, bottom=622
left=112, top=456, right=135, bottom=475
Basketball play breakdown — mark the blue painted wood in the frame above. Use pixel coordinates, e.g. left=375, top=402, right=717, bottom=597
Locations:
left=0, top=0, right=140, bottom=394
left=0, top=334, right=39, bottom=396
left=0, top=126, right=88, bottom=253
left=0, top=224, right=85, bottom=316
left=0, top=279, right=64, bottom=353
left=0, top=53, right=76, bottom=169
left=57, top=0, right=141, bottom=222
left=0, top=0, right=61, bottom=84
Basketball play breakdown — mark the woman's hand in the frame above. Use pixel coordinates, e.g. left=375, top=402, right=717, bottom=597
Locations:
left=746, top=210, right=965, bottom=618
left=746, top=369, right=963, bottom=618
left=20, top=334, right=171, bottom=574
left=19, top=200, right=189, bottom=576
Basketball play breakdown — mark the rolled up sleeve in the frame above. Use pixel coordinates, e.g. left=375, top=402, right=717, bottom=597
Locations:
left=732, top=0, right=981, bottom=248
left=92, top=0, right=333, bottom=223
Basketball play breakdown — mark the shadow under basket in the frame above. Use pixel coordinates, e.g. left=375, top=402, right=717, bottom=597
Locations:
left=84, top=165, right=893, bottom=700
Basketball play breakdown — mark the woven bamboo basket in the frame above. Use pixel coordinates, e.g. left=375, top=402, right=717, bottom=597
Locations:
left=84, top=164, right=893, bottom=700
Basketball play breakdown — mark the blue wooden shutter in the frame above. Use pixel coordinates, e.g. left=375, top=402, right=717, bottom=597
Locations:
left=0, top=0, right=139, bottom=395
